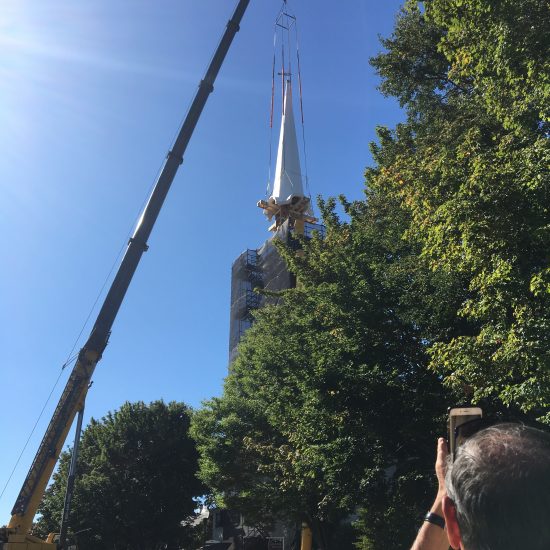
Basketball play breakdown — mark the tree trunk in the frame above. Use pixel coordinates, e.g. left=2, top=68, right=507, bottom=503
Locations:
left=307, top=517, right=335, bottom=550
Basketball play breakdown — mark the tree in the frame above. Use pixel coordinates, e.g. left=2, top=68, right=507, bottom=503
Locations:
left=370, top=0, right=550, bottom=420
left=36, top=400, right=204, bottom=550
left=192, top=193, right=461, bottom=549
left=193, top=2, right=549, bottom=549
left=429, top=0, right=550, bottom=134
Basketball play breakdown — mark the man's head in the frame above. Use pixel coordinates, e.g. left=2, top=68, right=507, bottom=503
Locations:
left=443, top=423, right=550, bottom=550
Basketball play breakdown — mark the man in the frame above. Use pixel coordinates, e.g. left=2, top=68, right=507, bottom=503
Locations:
left=411, top=423, right=550, bottom=550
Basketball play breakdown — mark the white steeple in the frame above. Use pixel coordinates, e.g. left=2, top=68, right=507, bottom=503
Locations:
left=258, top=79, right=316, bottom=232
left=271, top=80, right=305, bottom=205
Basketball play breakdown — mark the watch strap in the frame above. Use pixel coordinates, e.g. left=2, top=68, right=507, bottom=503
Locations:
left=424, top=512, right=445, bottom=529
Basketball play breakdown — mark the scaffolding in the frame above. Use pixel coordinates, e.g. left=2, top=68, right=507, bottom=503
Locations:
left=228, top=220, right=323, bottom=362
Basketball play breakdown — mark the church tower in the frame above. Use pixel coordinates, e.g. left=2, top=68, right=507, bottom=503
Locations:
left=228, top=8, right=323, bottom=362
left=225, top=5, right=321, bottom=549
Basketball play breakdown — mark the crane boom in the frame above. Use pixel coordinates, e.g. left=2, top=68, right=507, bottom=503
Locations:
left=4, top=0, right=250, bottom=544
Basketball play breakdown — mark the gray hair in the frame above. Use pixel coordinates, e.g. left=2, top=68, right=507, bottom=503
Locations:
left=445, top=423, right=550, bottom=550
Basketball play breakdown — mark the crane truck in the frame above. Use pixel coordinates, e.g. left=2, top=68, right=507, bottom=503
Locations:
left=0, top=1, right=250, bottom=548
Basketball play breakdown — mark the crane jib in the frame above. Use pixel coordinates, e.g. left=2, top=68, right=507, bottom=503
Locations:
left=6, top=0, right=250, bottom=537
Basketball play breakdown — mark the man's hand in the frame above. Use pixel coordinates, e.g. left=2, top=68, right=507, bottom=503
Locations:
left=432, top=437, right=449, bottom=515
left=410, top=438, right=450, bottom=550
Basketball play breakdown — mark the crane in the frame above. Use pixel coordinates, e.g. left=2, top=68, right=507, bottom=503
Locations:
left=0, top=1, right=250, bottom=548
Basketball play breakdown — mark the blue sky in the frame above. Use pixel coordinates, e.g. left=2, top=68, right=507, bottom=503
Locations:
left=0, top=0, right=405, bottom=524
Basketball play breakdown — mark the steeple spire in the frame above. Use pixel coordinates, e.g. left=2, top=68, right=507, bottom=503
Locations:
left=258, top=80, right=316, bottom=232
left=272, top=79, right=304, bottom=204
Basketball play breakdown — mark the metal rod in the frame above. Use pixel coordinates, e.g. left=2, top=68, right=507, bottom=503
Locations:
left=58, top=404, right=85, bottom=550
left=85, top=0, right=251, bottom=355
left=9, top=0, right=250, bottom=532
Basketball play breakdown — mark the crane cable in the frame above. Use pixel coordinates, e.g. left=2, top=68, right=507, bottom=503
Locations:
left=266, top=0, right=313, bottom=217
left=267, top=32, right=276, bottom=198
left=0, top=364, right=70, bottom=503
left=0, top=151, right=168, bottom=506
left=2, top=0, right=255, bottom=505
left=267, top=0, right=290, bottom=199
left=295, top=19, right=313, bottom=216
left=0, top=223, right=130, bottom=504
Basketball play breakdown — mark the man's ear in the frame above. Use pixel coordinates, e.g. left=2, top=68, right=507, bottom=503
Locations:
left=443, top=495, right=462, bottom=550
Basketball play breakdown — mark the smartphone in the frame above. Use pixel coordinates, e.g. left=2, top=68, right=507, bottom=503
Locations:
left=448, top=406, right=483, bottom=458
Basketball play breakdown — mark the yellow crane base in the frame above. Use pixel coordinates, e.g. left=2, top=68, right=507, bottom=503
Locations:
left=300, top=523, right=312, bottom=550
left=3, top=534, right=57, bottom=550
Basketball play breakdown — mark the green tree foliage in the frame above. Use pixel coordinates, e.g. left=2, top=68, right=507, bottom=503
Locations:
left=370, top=0, right=550, bottom=419
left=36, top=401, right=204, bottom=550
left=429, top=0, right=550, bottom=133
left=192, top=193, right=464, bottom=549
left=193, top=2, right=548, bottom=549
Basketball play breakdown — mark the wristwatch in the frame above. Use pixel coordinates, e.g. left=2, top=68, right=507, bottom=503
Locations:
left=424, top=512, right=445, bottom=529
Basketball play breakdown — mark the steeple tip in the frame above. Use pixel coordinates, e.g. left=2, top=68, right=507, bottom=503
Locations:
left=258, top=80, right=316, bottom=231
